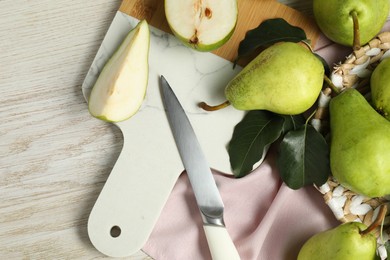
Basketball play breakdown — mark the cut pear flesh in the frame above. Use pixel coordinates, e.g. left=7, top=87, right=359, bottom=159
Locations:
left=165, top=0, right=237, bottom=51
left=88, top=20, right=150, bottom=122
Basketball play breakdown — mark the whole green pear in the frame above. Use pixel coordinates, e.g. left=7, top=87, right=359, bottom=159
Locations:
left=313, top=0, right=389, bottom=46
left=225, top=42, right=324, bottom=115
left=330, top=88, right=390, bottom=197
left=298, top=222, right=376, bottom=260
left=371, top=58, right=390, bottom=120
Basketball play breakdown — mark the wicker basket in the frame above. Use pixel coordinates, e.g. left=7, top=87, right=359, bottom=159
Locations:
left=311, top=31, right=390, bottom=259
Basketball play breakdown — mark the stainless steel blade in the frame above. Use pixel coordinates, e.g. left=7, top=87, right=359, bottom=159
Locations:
left=160, top=75, right=241, bottom=260
left=160, top=75, right=224, bottom=224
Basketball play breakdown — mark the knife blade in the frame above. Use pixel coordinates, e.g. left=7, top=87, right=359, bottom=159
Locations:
left=160, top=75, right=240, bottom=260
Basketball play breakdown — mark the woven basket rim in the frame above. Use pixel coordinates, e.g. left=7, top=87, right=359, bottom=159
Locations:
left=313, top=31, right=390, bottom=259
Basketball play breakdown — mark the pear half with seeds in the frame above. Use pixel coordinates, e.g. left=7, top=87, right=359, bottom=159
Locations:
left=88, top=20, right=150, bottom=122
left=165, top=0, right=237, bottom=52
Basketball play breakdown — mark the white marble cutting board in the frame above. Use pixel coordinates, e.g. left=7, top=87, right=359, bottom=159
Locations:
left=82, top=12, right=245, bottom=257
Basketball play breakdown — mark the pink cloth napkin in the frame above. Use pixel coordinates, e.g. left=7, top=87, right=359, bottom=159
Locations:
left=142, top=20, right=390, bottom=259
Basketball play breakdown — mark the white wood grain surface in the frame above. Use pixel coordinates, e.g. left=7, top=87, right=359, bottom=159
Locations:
left=0, top=1, right=309, bottom=259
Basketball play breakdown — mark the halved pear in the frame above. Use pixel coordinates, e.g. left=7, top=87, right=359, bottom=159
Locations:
left=88, top=20, right=150, bottom=122
left=164, top=0, right=237, bottom=52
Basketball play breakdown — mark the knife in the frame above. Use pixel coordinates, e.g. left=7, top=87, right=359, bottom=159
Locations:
left=160, top=75, right=241, bottom=260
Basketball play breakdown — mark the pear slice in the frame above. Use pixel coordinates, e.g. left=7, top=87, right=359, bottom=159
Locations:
left=88, top=20, right=150, bottom=122
left=164, top=0, right=237, bottom=52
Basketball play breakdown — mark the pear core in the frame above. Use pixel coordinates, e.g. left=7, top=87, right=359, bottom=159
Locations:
left=225, top=42, right=324, bottom=115
left=164, top=0, right=237, bottom=51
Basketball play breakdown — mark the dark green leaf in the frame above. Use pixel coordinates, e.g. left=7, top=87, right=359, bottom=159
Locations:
left=228, top=110, right=284, bottom=178
left=280, top=114, right=306, bottom=133
left=235, top=18, right=308, bottom=65
left=277, top=124, right=330, bottom=189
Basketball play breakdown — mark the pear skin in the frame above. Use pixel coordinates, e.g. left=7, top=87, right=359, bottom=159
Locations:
left=371, top=58, right=390, bottom=120
left=313, top=0, right=389, bottom=47
left=225, top=42, right=324, bottom=115
left=298, top=222, right=376, bottom=260
left=330, top=88, right=390, bottom=197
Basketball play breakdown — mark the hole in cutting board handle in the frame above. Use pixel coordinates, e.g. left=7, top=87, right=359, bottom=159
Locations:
left=110, top=225, right=121, bottom=238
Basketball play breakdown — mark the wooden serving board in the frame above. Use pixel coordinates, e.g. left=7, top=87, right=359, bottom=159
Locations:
left=119, top=0, right=320, bottom=62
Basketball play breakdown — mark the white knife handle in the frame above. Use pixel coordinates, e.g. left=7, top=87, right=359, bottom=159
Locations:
left=203, top=225, right=241, bottom=260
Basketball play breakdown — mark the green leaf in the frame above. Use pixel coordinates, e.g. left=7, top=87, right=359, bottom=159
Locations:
left=235, top=18, right=308, bottom=65
left=280, top=114, right=306, bottom=133
left=228, top=110, right=284, bottom=178
left=277, top=124, right=330, bottom=189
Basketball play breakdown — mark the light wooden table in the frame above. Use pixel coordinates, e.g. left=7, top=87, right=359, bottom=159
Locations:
left=0, top=1, right=311, bottom=259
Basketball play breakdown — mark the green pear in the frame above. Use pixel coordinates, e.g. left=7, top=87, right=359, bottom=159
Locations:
left=298, top=222, right=377, bottom=260
left=313, top=0, right=389, bottom=47
left=330, top=88, right=390, bottom=197
left=88, top=20, right=150, bottom=122
left=223, top=42, right=324, bottom=115
left=371, top=58, right=390, bottom=120
left=164, top=0, right=237, bottom=52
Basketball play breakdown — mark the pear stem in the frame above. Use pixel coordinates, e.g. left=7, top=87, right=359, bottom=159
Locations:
left=360, top=204, right=388, bottom=236
left=199, top=100, right=231, bottom=111
left=323, top=75, right=341, bottom=95
left=306, top=109, right=317, bottom=125
left=351, top=10, right=361, bottom=51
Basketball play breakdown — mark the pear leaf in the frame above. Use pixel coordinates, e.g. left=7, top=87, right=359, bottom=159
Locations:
left=228, top=110, right=284, bottom=178
left=280, top=114, right=306, bottom=133
left=235, top=18, right=308, bottom=65
left=277, top=124, right=330, bottom=189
